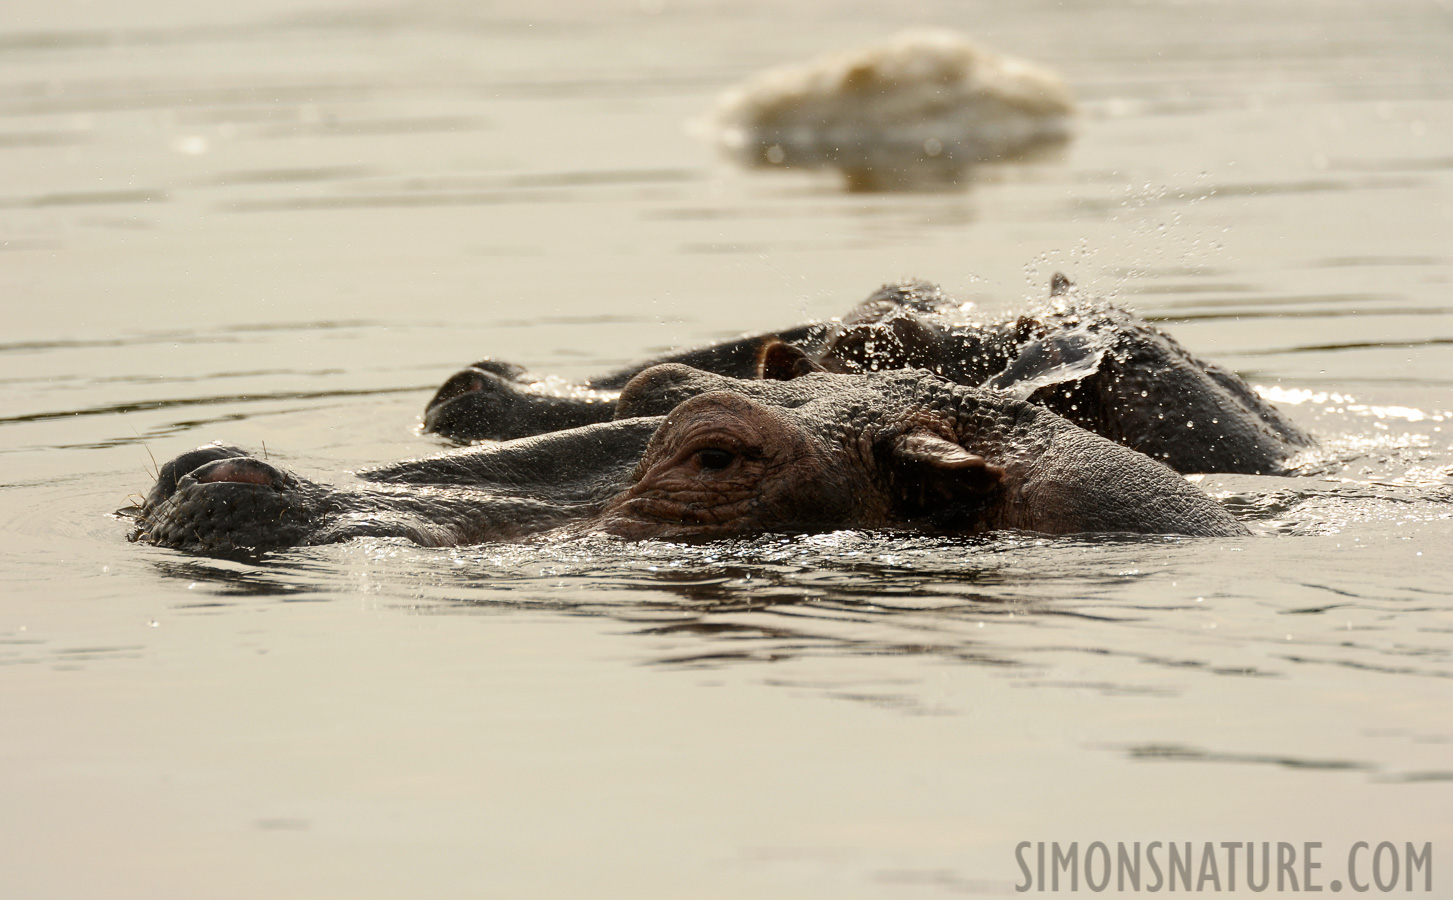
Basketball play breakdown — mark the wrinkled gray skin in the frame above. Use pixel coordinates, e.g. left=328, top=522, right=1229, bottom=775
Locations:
left=129, top=369, right=1245, bottom=555
left=426, top=276, right=1312, bottom=475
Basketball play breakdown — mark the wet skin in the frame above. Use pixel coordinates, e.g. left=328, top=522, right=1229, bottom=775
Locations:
left=130, top=368, right=1246, bottom=556
left=424, top=277, right=1312, bottom=475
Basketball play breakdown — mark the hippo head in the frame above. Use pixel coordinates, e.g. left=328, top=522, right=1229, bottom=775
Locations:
left=591, top=388, right=1003, bottom=540
left=593, top=369, right=1243, bottom=540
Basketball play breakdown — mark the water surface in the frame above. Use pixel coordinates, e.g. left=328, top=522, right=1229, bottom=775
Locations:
left=1, top=0, right=1450, bottom=896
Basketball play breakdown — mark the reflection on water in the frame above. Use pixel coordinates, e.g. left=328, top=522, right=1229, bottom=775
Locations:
left=98, top=501, right=1453, bottom=803
left=149, top=557, right=328, bottom=600
left=142, top=483, right=1453, bottom=687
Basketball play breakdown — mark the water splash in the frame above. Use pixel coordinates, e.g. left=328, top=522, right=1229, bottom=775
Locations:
left=987, top=322, right=1109, bottom=400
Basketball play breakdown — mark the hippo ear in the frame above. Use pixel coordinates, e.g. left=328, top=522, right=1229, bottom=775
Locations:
left=756, top=339, right=826, bottom=381
left=890, top=432, right=1004, bottom=518
left=893, top=433, right=998, bottom=476
left=1050, top=272, right=1074, bottom=297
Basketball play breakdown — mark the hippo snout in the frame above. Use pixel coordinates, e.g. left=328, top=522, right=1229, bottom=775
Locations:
left=424, top=363, right=620, bottom=443
left=132, top=444, right=312, bottom=554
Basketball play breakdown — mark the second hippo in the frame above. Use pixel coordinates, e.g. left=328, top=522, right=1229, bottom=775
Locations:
left=423, top=277, right=1313, bottom=475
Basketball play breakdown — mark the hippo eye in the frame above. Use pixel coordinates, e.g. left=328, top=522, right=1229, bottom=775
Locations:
left=693, top=448, right=736, bottom=471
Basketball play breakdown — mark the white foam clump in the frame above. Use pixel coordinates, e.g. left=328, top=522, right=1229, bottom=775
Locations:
left=704, top=30, right=1075, bottom=190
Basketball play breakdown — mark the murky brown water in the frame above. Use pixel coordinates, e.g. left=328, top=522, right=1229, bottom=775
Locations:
left=2, top=0, right=1451, bottom=896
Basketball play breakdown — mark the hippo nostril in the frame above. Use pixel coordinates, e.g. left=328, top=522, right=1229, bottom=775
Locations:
left=192, top=458, right=283, bottom=489
left=147, top=442, right=253, bottom=507
left=427, top=369, right=489, bottom=410
left=423, top=369, right=516, bottom=439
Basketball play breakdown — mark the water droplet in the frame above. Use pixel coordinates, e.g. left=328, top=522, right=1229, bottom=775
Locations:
left=173, top=135, right=208, bottom=155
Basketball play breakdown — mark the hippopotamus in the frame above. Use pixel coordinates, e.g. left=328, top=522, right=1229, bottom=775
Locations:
left=424, top=276, right=1313, bottom=475
left=703, top=29, right=1075, bottom=191
left=129, top=367, right=1246, bottom=555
